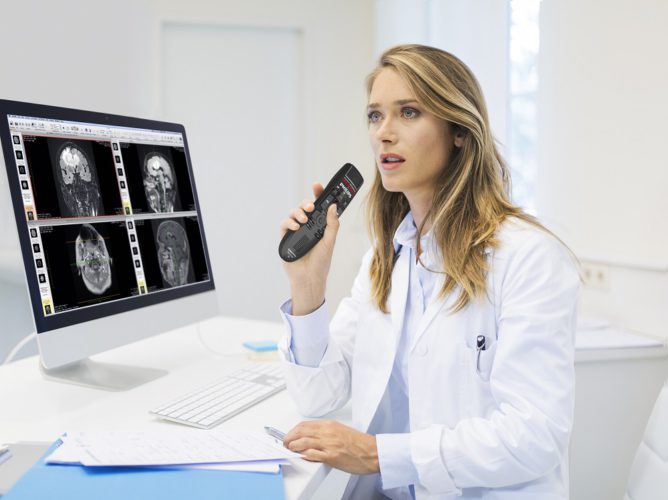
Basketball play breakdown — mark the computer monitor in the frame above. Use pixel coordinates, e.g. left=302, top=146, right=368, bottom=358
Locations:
left=0, top=99, right=218, bottom=389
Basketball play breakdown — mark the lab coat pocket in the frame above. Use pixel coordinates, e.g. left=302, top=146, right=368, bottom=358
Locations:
left=465, top=334, right=497, bottom=382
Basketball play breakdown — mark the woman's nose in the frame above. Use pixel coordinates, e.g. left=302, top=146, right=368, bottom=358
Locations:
left=376, top=116, right=397, bottom=143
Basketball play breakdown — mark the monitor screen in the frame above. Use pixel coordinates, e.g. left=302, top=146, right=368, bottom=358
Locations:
left=0, top=100, right=215, bottom=338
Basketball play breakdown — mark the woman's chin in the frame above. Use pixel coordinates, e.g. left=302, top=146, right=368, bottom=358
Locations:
left=379, top=178, right=403, bottom=193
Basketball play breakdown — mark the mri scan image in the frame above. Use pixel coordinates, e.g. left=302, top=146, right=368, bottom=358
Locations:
left=75, top=224, right=112, bottom=295
left=57, top=142, right=103, bottom=217
left=156, top=220, right=190, bottom=287
left=143, top=152, right=177, bottom=212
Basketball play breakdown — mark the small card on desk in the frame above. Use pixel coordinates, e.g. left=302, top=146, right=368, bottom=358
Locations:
left=242, top=340, right=278, bottom=352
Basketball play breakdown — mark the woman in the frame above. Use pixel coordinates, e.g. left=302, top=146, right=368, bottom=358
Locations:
left=278, top=44, right=579, bottom=499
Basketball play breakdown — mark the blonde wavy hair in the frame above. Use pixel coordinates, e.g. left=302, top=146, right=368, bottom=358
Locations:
left=366, top=44, right=546, bottom=313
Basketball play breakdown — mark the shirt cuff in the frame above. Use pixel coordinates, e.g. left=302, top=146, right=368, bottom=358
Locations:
left=279, top=299, right=329, bottom=367
left=377, top=433, right=419, bottom=490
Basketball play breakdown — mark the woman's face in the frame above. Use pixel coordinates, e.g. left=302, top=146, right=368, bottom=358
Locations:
left=367, top=68, right=459, bottom=203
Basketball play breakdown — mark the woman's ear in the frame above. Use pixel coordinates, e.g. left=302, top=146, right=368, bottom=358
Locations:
left=454, top=132, right=465, bottom=148
left=450, top=123, right=466, bottom=148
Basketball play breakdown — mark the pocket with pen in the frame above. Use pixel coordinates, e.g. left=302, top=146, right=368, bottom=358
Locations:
left=466, top=334, right=497, bottom=382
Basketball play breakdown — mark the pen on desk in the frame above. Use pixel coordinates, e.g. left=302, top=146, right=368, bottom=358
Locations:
left=0, top=444, right=11, bottom=465
left=264, top=426, right=286, bottom=443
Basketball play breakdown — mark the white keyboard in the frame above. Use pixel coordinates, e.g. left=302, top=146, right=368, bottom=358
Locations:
left=150, top=364, right=286, bottom=429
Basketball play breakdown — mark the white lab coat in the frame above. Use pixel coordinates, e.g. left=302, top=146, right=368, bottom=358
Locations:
left=279, top=218, right=580, bottom=499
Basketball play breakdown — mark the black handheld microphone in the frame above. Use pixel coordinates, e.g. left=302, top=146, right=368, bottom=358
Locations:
left=278, top=163, right=364, bottom=262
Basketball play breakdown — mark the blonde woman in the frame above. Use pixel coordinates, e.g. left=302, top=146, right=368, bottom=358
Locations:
left=278, top=44, right=579, bottom=499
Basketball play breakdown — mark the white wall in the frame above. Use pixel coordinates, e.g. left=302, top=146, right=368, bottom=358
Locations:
left=159, top=23, right=303, bottom=323
left=537, top=0, right=668, bottom=339
left=0, top=0, right=375, bottom=361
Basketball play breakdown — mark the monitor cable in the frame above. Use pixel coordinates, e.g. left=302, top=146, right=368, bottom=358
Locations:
left=195, top=322, right=239, bottom=359
left=3, top=332, right=37, bottom=365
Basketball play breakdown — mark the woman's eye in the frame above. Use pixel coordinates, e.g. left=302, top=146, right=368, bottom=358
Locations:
left=367, top=111, right=381, bottom=123
left=402, top=107, right=419, bottom=119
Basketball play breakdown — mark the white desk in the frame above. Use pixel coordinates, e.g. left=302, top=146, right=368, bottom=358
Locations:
left=0, top=316, right=339, bottom=500
left=3, top=317, right=666, bottom=500
left=571, top=327, right=668, bottom=500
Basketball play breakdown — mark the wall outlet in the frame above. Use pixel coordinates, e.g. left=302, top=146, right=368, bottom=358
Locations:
left=580, top=261, right=611, bottom=290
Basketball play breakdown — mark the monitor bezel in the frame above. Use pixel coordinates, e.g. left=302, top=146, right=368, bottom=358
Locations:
left=0, top=99, right=216, bottom=334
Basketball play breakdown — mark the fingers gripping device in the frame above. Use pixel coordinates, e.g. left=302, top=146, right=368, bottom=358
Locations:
left=278, top=163, right=363, bottom=262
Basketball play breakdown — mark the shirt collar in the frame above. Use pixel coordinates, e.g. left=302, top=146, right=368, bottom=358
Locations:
left=391, top=212, right=497, bottom=270
left=392, top=212, right=437, bottom=266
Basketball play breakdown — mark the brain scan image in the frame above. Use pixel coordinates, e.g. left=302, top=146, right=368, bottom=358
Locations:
left=143, top=152, right=177, bottom=212
left=156, top=220, right=190, bottom=287
left=75, top=224, right=112, bottom=295
left=57, top=142, right=102, bottom=217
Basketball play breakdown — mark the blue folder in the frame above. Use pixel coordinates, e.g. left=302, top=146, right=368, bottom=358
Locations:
left=3, top=439, right=285, bottom=500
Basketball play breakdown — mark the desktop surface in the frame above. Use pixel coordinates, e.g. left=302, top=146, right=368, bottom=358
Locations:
left=0, top=316, right=343, bottom=500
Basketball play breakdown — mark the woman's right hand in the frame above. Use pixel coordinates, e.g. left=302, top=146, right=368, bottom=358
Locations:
left=279, top=182, right=340, bottom=316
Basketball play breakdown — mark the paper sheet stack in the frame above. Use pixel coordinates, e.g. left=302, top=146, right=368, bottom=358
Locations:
left=45, top=430, right=299, bottom=474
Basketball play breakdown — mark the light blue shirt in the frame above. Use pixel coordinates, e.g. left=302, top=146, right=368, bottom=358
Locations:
left=281, top=212, right=440, bottom=498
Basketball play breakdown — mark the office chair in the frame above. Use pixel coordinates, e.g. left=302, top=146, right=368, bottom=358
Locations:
left=624, top=378, right=668, bottom=500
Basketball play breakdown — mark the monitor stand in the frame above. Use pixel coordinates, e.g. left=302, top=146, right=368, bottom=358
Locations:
left=40, top=358, right=168, bottom=392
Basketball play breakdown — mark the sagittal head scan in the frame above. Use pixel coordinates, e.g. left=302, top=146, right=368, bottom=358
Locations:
left=157, top=220, right=189, bottom=287
left=143, top=152, right=176, bottom=212
left=57, top=142, right=102, bottom=217
left=75, top=224, right=112, bottom=295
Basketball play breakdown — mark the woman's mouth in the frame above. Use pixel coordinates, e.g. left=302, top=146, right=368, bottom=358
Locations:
left=380, top=153, right=405, bottom=170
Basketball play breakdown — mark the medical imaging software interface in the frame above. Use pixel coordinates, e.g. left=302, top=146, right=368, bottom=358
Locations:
left=7, top=114, right=211, bottom=318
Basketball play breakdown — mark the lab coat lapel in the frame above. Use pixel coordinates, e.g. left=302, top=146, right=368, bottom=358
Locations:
left=357, top=249, right=409, bottom=432
left=409, top=272, right=449, bottom=353
left=390, top=249, right=410, bottom=349
left=408, top=247, right=493, bottom=352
